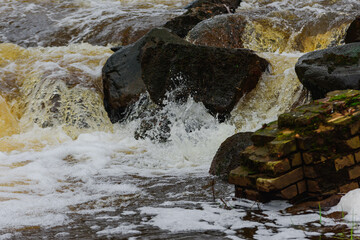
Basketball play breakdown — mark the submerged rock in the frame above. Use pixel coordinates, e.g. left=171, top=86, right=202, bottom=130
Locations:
left=295, top=42, right=360, bottom=100
left=164, top=0, right=241, bottom=38
left=209, top=132, right=253, bottom=180
left=103, top=27, right=268, bottom=122
left=229, top=90, right=360, bottom=205
left=345, top=16, right=360, bottom=44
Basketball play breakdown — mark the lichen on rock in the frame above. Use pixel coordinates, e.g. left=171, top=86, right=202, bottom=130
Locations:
left=229, top=90, right=360, bottom=205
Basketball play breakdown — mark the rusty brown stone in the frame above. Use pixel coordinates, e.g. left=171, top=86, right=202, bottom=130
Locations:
left=350, top=120, right=360, bottom=135
left=250, top=121, right=279, bottom=147
left=346, top=136, right=360, bottom=149
left=245, top=189, right=263, bottom=201
left=297, top=180, right=307, bottom=194
left=348, top=165, right=360, bottom=179
left=339, top=182, right=359, bottom=193
left=286, top=194, right=342, bottom=214
left=268, top=139, right=297, bottom=158
left=334, top=154, right=355, bottom=171
left=307, top=180, right=321, bottom=193
left=229, top=167, right=254, bottom=187
left=226, top=90, right=360, bottom=204
left=280, top=184, right=298, bottom=199
left=256, top=168, right=304, bottom=192
left=304, top=166, right=317, bottom=178
left=235, top=186, right=245, bottom=198
left=354, top=151, right=360, bottom=163
left=290, top=153, right=302, bottom=167
left=260, top=159, right=291, bottom=176
left=303, top=152, right=314, bottom=165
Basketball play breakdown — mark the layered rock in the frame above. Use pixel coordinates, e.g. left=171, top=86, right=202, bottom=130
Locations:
left=164, top=0, right=241, bottom=38
left=295, top=42, right=360, bottom=100
left=103, top=28, right=269, bottom=122
left=345, top=16, right=360, bottom=44
left=229, top=90, right=360, bottom=204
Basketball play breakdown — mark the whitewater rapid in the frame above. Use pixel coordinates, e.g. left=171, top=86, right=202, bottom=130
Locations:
left=1, top=0, right=360, bottom=239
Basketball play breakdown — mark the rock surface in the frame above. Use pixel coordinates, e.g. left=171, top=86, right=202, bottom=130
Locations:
left=209, top=132, right=253, bottom=180
left=345, top=16, right=360, bottom=44
left=187, top=14, right=247, bottom=48
left=103, top=27, right=269, bottom=122
left=164, top=0, right=241, bottom=38
left=229, top=90, right=360, bottom=204
left=141, top=36, right=269, bottom=119
left=295, top=42, right=360, bottom=100
left=102, top=28, right=189, bottom=123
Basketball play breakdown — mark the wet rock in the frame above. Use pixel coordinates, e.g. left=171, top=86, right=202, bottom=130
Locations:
left=102, top=28, right=188, bottom=123
left=104, top=27, right=268, bottom=122
left=229, top=90, right=360, bottom=205
left=164, top=0, right=241, bottom=38
left=345, top=16, right=360, bottom=44
left=128, top=95, right=172, bottom=143
left=209, top=132, right=253, bottom=180
left=141, top=32, right=269, bottom=119
left=134, top=114, right=171, bottom=143
left=187, top=14, right=247, bottom=48
left=295, top=42, right=360, bottom=99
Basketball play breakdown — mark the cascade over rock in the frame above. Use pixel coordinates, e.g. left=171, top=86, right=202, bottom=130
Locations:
left=141, top=34, right=269, bottom=120
left=103, top=27, right=269, bottom=122
left=345, top=16, right=360, bottom=44
left=295, top=42, right=360, bottom=100
left=228, top=90, right=360, bottom=205
left=164, top=0, right=241, bottom=38
left=102, top=28, right=188, bottom=123
left=209, top=132, right=253, bottom=180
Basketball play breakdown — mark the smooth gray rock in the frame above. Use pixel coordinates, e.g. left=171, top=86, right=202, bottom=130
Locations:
left=295, top=42, right=360, bottom=99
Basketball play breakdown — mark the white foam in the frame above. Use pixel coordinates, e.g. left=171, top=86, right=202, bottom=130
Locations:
left=96, top=223, right=141, bottom=235
left=334, top=189, right=360, bottom=222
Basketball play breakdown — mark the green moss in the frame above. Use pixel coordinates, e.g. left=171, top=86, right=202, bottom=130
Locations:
left=330, top=94, right=347, bottom=102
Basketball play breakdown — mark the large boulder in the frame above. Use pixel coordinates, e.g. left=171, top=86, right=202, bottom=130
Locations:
left=295, top=42, right=360, bottom=99
left=345, top=16, right=360, bottom=44
left=187, top=14, right=247, bottom=48
left=141, top=33, right=269, bottom=120
left=209, top=132, right=253, bottom=180
left=102, top=28, right=188, bottom=123
left=103, top=27, right=269, bottom=122
left=164, top=0, right=241, bottom=38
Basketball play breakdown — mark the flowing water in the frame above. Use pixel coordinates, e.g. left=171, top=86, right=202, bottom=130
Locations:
left=1, top=0, right=360, bottom=239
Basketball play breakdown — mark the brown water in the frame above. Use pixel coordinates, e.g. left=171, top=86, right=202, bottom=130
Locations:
left=0, top=0, right=360, bottom=239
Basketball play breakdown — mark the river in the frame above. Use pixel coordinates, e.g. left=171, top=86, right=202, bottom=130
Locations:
left=0, top=0, right=360, bottom=239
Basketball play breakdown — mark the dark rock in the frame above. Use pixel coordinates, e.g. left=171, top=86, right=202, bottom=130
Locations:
left=102, top=28, right=189, bottom=123
left=345, top=16, right=360, bottom=44
left=209, top=132, right=253, bottom=180
left=141, top=35, right=269, bottom=119
left=187, top=14, right=247, bottom=48
left=103, top=27, right=268, bottom=123
left=295, top=42, right=360, bottom=99
left=134, top=114, right=171, bottom=143
left=185, top=0, right=241, bottom=11
left=164, top=0, right=241, bottom=38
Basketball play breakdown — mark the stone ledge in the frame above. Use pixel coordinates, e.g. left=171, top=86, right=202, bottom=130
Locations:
left=228, top=90, right=360, bottom=204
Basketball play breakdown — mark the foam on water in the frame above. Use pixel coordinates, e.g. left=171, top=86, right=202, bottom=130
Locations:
left=0, top=0, right=191, bottom=47
left=1, top=0, right=360, bottom=238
